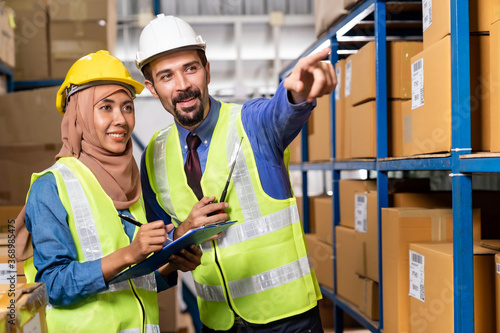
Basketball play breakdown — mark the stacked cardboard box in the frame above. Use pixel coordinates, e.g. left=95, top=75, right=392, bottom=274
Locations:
left=381, top=207, right=482, bottom=333
left=313, top=0, right=346, bottom=37
left=0, top=87, right=61, bottom=205
left=403, top=0, right=495, bottom=155
left=409, top=243, right=496, bottom=333
left=337, top=41, right=423, bottom=159
left=5, top=0, right=116, bottom=81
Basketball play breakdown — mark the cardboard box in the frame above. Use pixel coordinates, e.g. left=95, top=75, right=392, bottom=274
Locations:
left=422, top=0, right=450, bottom=49
left=0, top=87, right=61, bottom=145
left=470, top=0, right=500, bottom=33
left=350, top=41, right=423, bottom=106
left=351, top=42, right=375, bottom=106
left=410, top=35, right=451, bottom=155
left=305, top=233, right=333, bottom=289
left=409, top=243, right=496, bottom=333
left=490, top=20, right=500, bottom=152
left=5, top=0, right=51, bottom=81
left=288, top=134, right=301, bottom=164
left=0, top=143, right=61, bottom=205
left=0, top=206, right=23, bottom=233
left=49, top=0, right=117, bottom=79
left=355, top=276, right=379, bottom=321
left=352, top=191, right=378, bottom=282
left=381, top=208, right=481, bottom=333
left=402, top=100, right=412, bottom=156
left=335, top=59, right=347, bottom=159
left=470, top=34, right=490, bottom=151
left=0, top=283, right=48, bottom=333
left=344, top=0, right=361, bottom=9
left=314, top=0, right=346, bottom=37
left=335, top=226, right=363, bottom=304
left=308, top=94, right=331, bottom=162
left=310, top=196, right=333, bottom=244
left=0, top=75, right=6, bottom=96
left=0, top=234, right=25, bottom=280
left=392, top=191, right=452, bottom=208
left=0, top=3, right=15, bottom=68
left=350, top=101, right=376, bottom=158
left=339, top=179, right=430, bottom=228
left=158, top=286, right=177, bottom=333
left=339, top=180, right=376, bottom=228
left=390, top=100, right=404, bottom=157
left=389, top=42, right=423, bottom=99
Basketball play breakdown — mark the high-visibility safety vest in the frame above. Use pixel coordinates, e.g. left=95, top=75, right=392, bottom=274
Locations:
left=25, top=157, right=160, bottom=333
left=145, top=102, right=321, bottom=330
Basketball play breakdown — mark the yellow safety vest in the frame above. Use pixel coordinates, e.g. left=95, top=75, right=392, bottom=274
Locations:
left=145, top=102, right=321, bottom=330
left=25, top=157, right=160, bottom=333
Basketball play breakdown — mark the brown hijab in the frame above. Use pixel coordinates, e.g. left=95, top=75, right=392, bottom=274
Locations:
left=15, top=84, right=141, bottom=261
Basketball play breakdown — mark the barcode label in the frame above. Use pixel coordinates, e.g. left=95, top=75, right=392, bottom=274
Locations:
left=335, top=67, right=342, bottom=101
left=497, top=263, right=500, bottom=274
left=411, top=58, right=424, bottom=110
left=422, top=0, right=433, bottom=32
left=0, top=263, right=16, bottom=284
left=409, top=250, right=425, bottom=302
left=354, top=194, right=367, bottom=233
left=345, top=60, right=352, bottom=97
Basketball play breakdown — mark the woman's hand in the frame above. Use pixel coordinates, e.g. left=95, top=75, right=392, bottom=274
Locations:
left=101, top=220, right=168, bottom=282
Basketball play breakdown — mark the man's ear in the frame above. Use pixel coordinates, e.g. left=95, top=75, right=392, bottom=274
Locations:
left=205, top=61, right=211, bottom=85
left=144, top=80, right=159, bottom=99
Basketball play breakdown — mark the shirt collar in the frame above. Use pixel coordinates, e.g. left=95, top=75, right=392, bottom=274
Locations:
left=176, top=96, right=221, bottom=147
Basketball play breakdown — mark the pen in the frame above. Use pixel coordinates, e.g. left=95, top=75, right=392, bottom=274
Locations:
left=118, top=214, right=174, bottom=242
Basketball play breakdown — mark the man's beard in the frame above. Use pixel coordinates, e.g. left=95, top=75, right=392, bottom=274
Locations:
left=172, top=88, right=205, bottom=127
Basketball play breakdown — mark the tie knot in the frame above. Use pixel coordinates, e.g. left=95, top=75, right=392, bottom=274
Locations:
left=186, top=134, right=202, bottom=150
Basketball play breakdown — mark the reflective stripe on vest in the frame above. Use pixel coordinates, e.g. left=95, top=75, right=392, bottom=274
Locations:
left=195, top=255, right=311, bottom=301
left=118, top=325, right=159, bottom=333
left=46, top=163, right=157, bottom=294
left=152, top=126, right=181, bottom=225
left=201, top=205, right=300, bottom=252
left=48, top=163, right=103, bottom=261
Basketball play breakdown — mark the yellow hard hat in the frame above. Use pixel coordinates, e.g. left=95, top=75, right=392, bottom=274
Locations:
left=56, top=50, right=145, bottom=115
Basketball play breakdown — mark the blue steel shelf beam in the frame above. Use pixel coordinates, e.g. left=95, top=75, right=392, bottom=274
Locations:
left=378, top=156, right=451, bottom=170
left=374, top=1, right=387, bottom=331
left=14, top=79, right=64, bottom=91
left=451, top=0, right=474, bottom=331
left=0, top=62, right=14, bottom=92
left=460, top=156, right=500, bottom=173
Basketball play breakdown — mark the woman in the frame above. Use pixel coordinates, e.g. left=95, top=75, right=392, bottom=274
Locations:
left=15, top=50, right=202, bottom=332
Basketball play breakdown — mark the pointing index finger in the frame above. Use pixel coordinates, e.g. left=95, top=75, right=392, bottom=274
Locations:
left=302, top=48, right=331, bottom=66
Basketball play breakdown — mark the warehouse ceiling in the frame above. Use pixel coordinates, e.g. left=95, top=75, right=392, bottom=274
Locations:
left=115, top=0, right=317, bottom=102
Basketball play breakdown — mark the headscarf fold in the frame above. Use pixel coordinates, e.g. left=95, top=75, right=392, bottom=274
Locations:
left=15, top=85, right=140, bottom=261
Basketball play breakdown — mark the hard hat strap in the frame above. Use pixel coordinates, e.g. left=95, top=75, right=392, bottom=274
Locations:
left=65, top=81, right=136, bottom=111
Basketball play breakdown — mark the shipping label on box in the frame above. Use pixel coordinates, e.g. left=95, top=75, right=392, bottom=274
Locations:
left=409, top=250, right=425, bottom=302
left=354, top=194, right=367, bottom=233
left=422, top=0, right=432, bottom=32
left=411, top=58, right=424, bottom=110
left=345, top=59, right=352, bottom=97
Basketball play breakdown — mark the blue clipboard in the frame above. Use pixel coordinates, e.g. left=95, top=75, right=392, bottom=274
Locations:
left=109, top=220, right=237, bottom=284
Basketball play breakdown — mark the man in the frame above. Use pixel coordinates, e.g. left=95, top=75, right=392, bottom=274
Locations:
left=138, top=14, right=336, bottom=332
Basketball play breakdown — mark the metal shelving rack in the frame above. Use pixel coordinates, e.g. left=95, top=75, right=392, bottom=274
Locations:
left=281, top=0, right=476, bottom=332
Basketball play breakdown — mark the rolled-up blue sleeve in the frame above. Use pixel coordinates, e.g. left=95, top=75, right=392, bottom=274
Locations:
left=25, top=173, right=108, bottom=306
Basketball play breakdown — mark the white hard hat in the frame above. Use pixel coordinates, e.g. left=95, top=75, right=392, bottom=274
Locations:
left=135, top=14, right=206, bottom=70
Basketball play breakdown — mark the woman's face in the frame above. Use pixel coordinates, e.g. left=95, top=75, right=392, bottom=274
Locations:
left=93, top=90, right=135, bottom=154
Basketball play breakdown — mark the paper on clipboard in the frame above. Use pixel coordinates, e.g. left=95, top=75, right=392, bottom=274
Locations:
left=109, top=220, right=237, bottom=284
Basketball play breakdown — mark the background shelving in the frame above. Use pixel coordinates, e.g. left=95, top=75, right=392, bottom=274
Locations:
left=281, top=0, right=478, bottom=332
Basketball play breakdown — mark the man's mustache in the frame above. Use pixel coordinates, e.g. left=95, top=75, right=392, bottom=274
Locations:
left=173, top=89, right=201, bottom=104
